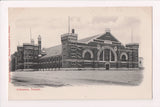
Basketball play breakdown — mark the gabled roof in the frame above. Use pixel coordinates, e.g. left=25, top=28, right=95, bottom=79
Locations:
left=97, top=32, right=120, bottom=43
left=78, top=32, right=120, bottom=44
left=40, top=31, right=121, bottom=59
left=78, top=34, right=100, bottom=43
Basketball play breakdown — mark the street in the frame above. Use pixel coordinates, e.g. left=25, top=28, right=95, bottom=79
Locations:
left=11, top=70, right=143, bottom=88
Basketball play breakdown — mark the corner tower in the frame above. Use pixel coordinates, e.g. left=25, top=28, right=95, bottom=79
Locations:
left=61, top=29, right=78, bottom=68
left=126, top=43, right=139, bottom=68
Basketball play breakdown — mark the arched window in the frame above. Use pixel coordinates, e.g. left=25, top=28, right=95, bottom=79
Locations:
left=120, top=52, right=128, bottom=61
left=84, top=52, right=91, bottom=60
left=121, top=55, right=127, bottom=61
left=82, top=49, right=93, bottom=60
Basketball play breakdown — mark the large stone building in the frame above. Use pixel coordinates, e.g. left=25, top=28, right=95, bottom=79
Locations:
left=11, top=35, right=41, bottom=71
left=11, top=29, right=139, bottom=71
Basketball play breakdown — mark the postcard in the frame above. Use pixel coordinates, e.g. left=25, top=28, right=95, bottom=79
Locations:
left=8, top=7, right=152, bottom=100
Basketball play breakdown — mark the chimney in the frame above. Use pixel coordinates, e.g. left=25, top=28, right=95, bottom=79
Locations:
left=72, top=29, right=75, bottom=34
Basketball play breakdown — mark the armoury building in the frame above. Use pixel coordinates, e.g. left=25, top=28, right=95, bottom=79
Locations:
left=11, top=29, right=140, bottom=71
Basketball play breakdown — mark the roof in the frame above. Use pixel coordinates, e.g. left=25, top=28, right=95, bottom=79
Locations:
left=78, top=32, right=120, bottom=43
left=78, top=34, right=100, bottom=43
left=97, top=32, right=120, bottom=43
left=126, top=43, right=139, bottom=45
left=40, top=32, right=120, bottom=59
left=40, top=45, right=62, bottom=59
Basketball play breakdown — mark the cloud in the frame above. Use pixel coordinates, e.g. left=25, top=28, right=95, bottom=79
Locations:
left=15, top=17, right=40, bottom=28
left=12, top=14, right=142, bottom=53
left=124, top=17, right=141, bottom=27
left=92, top=16, right=118, bottom=24
left=70, top=16, right=81, bottom=22
left=74, top=16, right=141, bottom=33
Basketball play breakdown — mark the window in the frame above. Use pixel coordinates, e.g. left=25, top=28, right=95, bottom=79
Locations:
left=98, top=48, right=116, bottom=62
left=120, top=53, right=128, bottom=61
left=84, top=52, right=91, bottom=60
left=121, top=55, right=127, bottom=61
left=111, top=51, right=115, bottom=61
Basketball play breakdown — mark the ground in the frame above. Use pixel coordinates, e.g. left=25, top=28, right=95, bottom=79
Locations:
left=11, top=69, right=143, bottom=88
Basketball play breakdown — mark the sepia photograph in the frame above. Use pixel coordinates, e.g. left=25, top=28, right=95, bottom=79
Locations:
left=8, top=7, right=152, bottom=100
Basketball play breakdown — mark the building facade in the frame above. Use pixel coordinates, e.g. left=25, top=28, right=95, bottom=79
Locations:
left=11, top=29, right=140, bottom=71
left=60, top=29, right=139, bottom=69
left=11, top=35, right=41, bottom=70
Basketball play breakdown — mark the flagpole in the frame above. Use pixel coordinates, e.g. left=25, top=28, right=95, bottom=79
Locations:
left=131, top=27, right=133, bottom=70
left=68, top=16, right=70, bottom=33
left=30, top=27, right=32, bottom=41
left=131, top=27, right=133, bottom=43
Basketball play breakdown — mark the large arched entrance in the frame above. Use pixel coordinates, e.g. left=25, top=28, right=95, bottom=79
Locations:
left=97, top=46, right=117, bottom=70
left=97, top=46, right=117, bottom=62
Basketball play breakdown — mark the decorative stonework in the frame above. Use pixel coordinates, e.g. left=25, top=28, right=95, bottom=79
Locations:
left=120, top=52, right=128, bottom=61
left=82, top=49, right=94, bottom=59
left=97, top=46, right=117, bottom=62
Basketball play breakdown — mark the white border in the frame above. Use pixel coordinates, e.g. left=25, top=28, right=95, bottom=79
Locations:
left=0, top=1, right=160, bottom=107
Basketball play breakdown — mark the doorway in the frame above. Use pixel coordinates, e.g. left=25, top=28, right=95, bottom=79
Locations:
left=105, top=63, right=110, bottom=70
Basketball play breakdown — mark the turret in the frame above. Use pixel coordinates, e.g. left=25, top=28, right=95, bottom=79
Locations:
left=61, top=29, right=78, bottom=68
left=126, top=43, right=139, bottom=49
left=61, top=29, right=78, bottom=43
left=126, top=43, right=139, bottom=68
left=38, top=35, right=41, bottom=54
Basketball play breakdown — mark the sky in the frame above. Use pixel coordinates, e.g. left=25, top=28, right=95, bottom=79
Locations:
left=8, top=7, right=152, bottom=56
